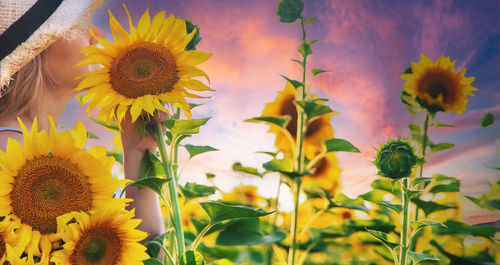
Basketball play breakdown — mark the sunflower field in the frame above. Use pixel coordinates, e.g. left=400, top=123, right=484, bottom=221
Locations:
left=0, top=0, right=498, bottom=264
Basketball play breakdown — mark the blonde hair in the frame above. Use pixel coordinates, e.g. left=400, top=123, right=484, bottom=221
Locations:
left=0, top=49, right=56, bottom=120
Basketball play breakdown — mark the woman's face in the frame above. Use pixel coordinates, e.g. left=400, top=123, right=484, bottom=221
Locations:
left=45, top=24, right=105, bottom=93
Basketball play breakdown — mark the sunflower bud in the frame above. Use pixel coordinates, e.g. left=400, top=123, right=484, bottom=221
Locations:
left=375, top=139, right=417, bottom=180
left=276, top=0, right=304, bottom=23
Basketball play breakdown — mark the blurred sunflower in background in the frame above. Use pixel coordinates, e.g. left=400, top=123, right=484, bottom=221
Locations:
left=262, top=82, right=335, bottom=157
left=51, top=206, right=148, bottom=265
left=303, top=153, right=341, bottom=196
left=76, top=5, right=212, bottom=122
left=401, top=53, right=476, bottom=114
left=0, top=118, right=127, bottom=260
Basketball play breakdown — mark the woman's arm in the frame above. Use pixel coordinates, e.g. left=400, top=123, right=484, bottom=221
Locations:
left=120, top=112, right=167, bottom=242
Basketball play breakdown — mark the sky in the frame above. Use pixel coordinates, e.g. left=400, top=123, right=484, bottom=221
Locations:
left=61, top=0, right=500, bottom=224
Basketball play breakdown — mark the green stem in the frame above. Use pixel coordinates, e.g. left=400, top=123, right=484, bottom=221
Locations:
left=191, top=223, right=215, bottom=251
left=288, top=180, right=302, bottom=265
left=412, top=113, right=429, bottom=253
left=267, top=177, right=283, bottom=265
left=155, top=123, right=186, bottom=258
left=399, top=178, right=410, bottom=265
left=289, top=16, right=308, bottom=265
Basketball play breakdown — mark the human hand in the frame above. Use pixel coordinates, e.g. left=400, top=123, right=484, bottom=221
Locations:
left=120, top=111, right=170, bottom=154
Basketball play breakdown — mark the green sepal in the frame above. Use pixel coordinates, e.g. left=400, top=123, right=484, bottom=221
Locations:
left=184, top=144, right=218, bottom=159
left=481, top=112, right=494, bottom=128
left=323, top=138, right=360, bottom=153
left=179, top=250, right=205, bottom=265
left=232, top=162, right=264, bottom=177
left=185, top=19, right=201, bottom=51
left=245, top=115, right=291, bottom=129
left=199, top=201, right=273, bottom=224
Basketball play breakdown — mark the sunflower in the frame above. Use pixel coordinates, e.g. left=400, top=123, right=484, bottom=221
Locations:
left=302, top=153, right=341, bottom=195
left=401, top=53, right=476, bottom=114
left=0, top=215, right=29, bottom=263
left=262, top=82, right=336, bottom=157
left=0, top=117, right=127, bottom=259
left=51, top=206, right=148, bottom=265
left=222, top=185, right=264, bottom=207
left=75, top=5, right=212, bottom=123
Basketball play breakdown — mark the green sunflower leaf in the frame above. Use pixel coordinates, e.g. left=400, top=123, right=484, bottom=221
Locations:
left=429, top=181, right=460, bottom=194
left=106, top=151, right=123, bottom=165
left=411, top=220, right=446, bottom=233
left=295, top=100, right=337, bottom=120
left=205, top=172, right=216, bottom=179
left=164, top=118, right=210, bottom=136
left=184, top=144, right=218, bottom=159
left=280, top=75, right=303, bottom=89
left=432, top=220, right=497, bottom=238
left=245, top=115, right=291, bottom=129
left=291, top=59, right=303, bottom=66
left=481, top=112, right=494, bottom=128
left=431, top=122, right=454, bottom=128
left=298, top=42, right=313, bottom=57
left=179, top=250, right=205, bottom=265
left=376, top=202, right=402, bottom=213
left=410, top=197, right=457, bottom=216
left=199, top=201, right=273, bottom=224
left=232, top=162, right=264, bottom=177
left=311, top=68, right=329, bottom=77
left=429, top=142, right=455, bottom=153
left=366, top=229, right=400, bottom=250
left=305, top=16, right=317, bottom=25
left=323, top=138, right=361, bottom=153
left=276, top=0, right=304, bottom=23
left=407, top=251, right=440, bottom=264
left=263, top=158, right=310, bottom=178
left=179, top=182, right=216, bottom=201
left=143, top=258, right=163, bottom=265
left=140, top=150, right=164, bottom=179
left=216, top=218, right=286, bottom=246
left=89, top=117, right=119, bottom=131
left=430, top=240, right=497, bottom=265
left=86, top=131, right=99, bottom=139
left=121, top=177, right=168, bottom=198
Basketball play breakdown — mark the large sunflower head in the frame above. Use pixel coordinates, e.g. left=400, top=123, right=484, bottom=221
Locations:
left=0, top=117, right=127, bottom=259
left=262, top=82, right=335, bottom=157
left=51, top=206, right=149, bottom=265
left=401, top=53, right=476, bottom=114
left=76, top=5, right=213, bottom=123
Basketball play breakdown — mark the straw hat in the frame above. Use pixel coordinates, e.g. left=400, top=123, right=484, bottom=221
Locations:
left=0, top=0, right=103, bottom=94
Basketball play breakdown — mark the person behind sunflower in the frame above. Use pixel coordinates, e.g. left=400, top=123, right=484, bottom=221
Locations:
left=0, top=0, right=164, bottom=258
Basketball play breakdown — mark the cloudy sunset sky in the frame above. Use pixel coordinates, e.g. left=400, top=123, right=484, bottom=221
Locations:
left=61, top=0, right=500, bottom=224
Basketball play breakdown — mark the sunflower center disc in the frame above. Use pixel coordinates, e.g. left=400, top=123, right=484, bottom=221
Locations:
left=72, top=226, right=122, bottom=265
left=11, top=155, right=92, bottom=234
left=418, top=70, right=457, bottom=104
left=0, top=234, right=5, bottom=258
left=110, top=42, right=179, bottom=98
